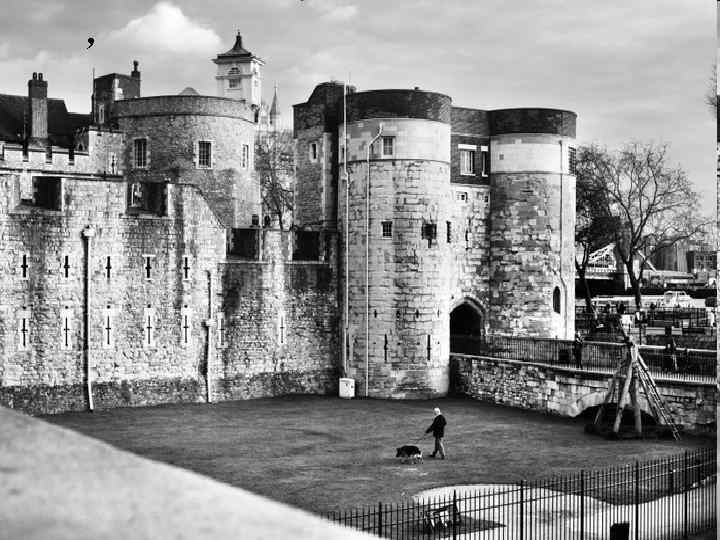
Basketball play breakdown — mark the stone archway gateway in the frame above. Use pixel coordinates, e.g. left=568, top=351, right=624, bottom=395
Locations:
left=450, top=299, right=485, bottom=354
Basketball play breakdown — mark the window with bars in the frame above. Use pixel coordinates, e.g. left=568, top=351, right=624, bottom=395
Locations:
left=134, top=138, right=148, bottom=168
left=381, top=136, right=395, bottom=157
left=198, top=141, right=212, bottom=168
left=569, top=147, right=577, bottom=175
left=381, top=220, right=392, bottom=238
left=460, top=149, right=475, bottom=175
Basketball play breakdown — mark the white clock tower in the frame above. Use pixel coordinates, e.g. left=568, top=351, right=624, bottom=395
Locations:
left=213, top=32, right=264, bottom=108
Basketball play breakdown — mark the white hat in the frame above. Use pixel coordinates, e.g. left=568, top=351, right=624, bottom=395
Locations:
left=433, top=407, right=441, bottom=415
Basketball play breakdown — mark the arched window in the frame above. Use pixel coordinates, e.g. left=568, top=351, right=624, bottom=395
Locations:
left=552, top=286, right=561, bottom=314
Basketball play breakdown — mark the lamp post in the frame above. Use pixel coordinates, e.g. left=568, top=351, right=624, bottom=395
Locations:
left=365, top=124, right=383, bottom=397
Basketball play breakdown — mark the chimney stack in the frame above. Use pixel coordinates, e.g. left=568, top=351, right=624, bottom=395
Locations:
left=130, top=60, right=142, bottom=98
left=28, top=72, right=48, bottom=144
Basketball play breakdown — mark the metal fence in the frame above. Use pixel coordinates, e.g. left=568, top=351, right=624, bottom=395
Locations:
left=575, top=307, right=712, bottom=330
left=326, top=448, right=716, bottom=539
left=450, top=335, right=716, bottom=381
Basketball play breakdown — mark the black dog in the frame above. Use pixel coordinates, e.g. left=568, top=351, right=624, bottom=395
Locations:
left=396, top=445, right=423, bottom=464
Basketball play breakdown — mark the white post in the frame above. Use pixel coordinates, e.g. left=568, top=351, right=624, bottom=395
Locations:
left=82, top=226, right=96, bottom=411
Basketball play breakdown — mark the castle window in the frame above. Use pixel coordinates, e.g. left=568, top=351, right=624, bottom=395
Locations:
left=458, top=144, right=476, bottom=175
left=60, top=306, right=73, bottom=351
left=422, top=222, right=437, bottom=246
left=455, top=191, right=468, bottom=202
left=228, top=67, right=240, bottom=88
left=143, top=306, right=156, bottom=348
left=181, top=305, right=192, bottom=346
left=142, top=255, right=156, bottom=281
left=481, top=146, right=489, bottom=177
left=20, top=253, right=29, bottom=280
left=460, top=149, right=475, bottom=175
left=293, top=230, right=320, bottom=261
left=109, top=152, right=117, bottom=174
left=309, top=142, right=318, bottom=162
left=227, top=228, right=259, bottom=259
left=45, top=146, right=53, bottom=164
left=278, top=314, right=285, bottom=345
left=21, top=177, right=62, bottom=211
left=381, top=220, right=392, bottom=238
left=182, top=255, right=191, bottom=281
left=552, top=286, right=561, bottom=314
left=569, top=147, right=577, bottom=175
left=98, top=104, right=105, bottom=124
left=381, top=136, right=395, bottom=157
left=62, top=255, right=70, bottom=279
left=446, top=221, right=452, bottom=243
left=198, top=141, right=212, bottom=168
left=102, top=305, right=114, bottom=349
left=127, top=182, right=167, bottom=216
left=217, top=313, right=226, bottom=348
left=242, top=144, right=249, bottom=168
left=17, top=309, right=31, bottom=351
left=133, top=138, right=148, bottom=168
left=105, top=256, right=112, bottom=280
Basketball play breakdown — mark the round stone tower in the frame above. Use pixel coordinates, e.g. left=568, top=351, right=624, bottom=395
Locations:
left=340, top=89, right=453, bottom=398
left=487, top=108, right=577, bottom=339
left=114, top=95, right=258, bottom=228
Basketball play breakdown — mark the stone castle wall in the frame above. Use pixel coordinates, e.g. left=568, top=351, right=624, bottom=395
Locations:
left=0, top=169, right=340, bottom=414
left=452, top=354, right=716, bottom=432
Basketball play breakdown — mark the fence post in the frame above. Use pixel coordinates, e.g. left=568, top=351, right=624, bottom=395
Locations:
left=452, top=489, right=457, bottom=540
left=519, top=480, right=524, bottom=540
left=378, top=501, right=382, bottom=537
left=580, top=471, right=585, bottom=540
left=683, top=452, right=688, bottom=540
left=634, top=461, right=640, bottom=540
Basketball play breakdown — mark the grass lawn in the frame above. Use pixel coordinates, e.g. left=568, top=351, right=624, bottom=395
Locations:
left=43, top=396, right=715, bottom=514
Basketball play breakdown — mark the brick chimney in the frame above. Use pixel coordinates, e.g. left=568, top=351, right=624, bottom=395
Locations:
left=28, top=72, right=48, bottom=145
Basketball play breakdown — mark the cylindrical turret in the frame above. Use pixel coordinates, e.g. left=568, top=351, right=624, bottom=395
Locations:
left=340, top=89, right=453, bottom=398
left=487, top=108, right=577, bottom=339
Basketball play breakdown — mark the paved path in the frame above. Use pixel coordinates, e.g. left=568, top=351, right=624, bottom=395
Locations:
left=0, top=406, right=376, bottom=540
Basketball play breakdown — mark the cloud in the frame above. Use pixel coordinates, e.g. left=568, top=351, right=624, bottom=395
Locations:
left=309, top=0, right=358, bottom=21
left=107, top=2, right=221, bottom=55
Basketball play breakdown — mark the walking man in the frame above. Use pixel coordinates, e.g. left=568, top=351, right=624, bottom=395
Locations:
left=426, top=407, right=446, bottom=459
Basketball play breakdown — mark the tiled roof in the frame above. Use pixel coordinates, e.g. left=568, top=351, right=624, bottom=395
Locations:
left=215, top=33, right=253, bottom=59
left=0, top=93, right=90, bottom=147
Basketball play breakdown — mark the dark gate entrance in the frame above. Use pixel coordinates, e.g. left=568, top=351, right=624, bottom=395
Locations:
left=450, top=302, right=484, bottom=354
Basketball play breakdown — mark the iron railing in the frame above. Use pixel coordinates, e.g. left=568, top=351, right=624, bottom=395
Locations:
left=326, top=448, right=716, bottom=539
left=450, top=335, right=716, bottom=381
left=575, top=307, right=712, bottom=330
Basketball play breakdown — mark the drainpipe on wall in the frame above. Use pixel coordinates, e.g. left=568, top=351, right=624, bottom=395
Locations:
left=82, top=226, right=96, bottom=412
left=558, top=140, right=569, bottom=339
left=343, top=80, right=349, bottom=379
left=365, top=124, right=383, bottom=398
left=204, top=270, right=214, bottom=403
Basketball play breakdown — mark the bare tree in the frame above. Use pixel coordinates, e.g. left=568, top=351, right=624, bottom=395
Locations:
left=255, top=129, right=294, bottom=229
left=575, top=152, right=618, bottom=318
left=577, top=143, right=709, bottom=309
left=704, top=64, right=717, bottom=117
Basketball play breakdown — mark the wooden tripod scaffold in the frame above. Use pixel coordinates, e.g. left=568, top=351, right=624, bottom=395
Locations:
left=592, top=334, right=681, bottom=440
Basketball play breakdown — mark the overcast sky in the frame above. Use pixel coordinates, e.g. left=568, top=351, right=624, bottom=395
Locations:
left=0, top=0, right=715, bottom=215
